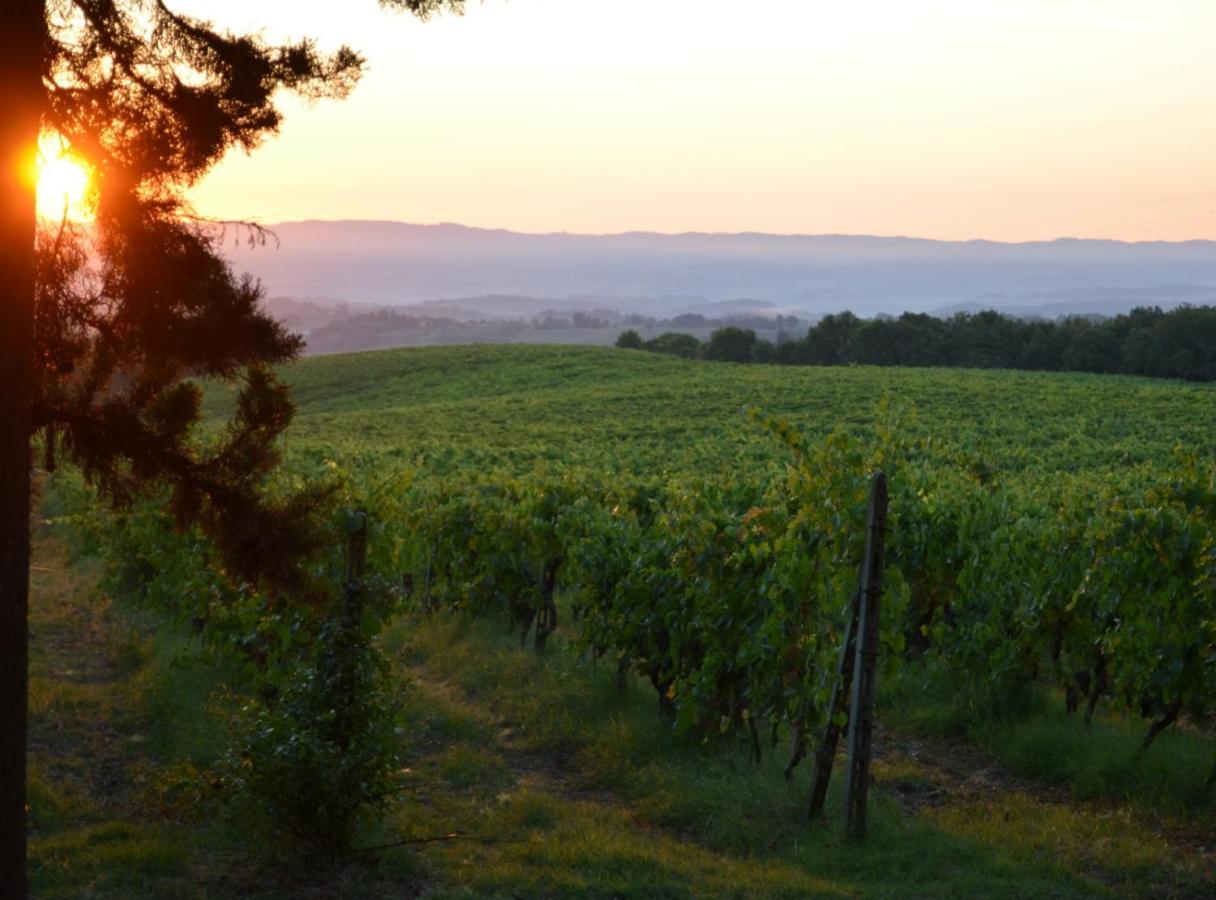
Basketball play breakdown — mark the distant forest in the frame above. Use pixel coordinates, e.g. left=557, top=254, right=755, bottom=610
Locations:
left=617, top=305, right=1216, bottom=382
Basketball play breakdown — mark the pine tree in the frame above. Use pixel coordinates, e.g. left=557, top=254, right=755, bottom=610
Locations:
left=0, top=2, right=463, bottom=893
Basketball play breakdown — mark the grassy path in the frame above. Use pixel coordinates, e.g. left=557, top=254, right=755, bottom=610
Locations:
left=26, top=528, right=200, bottom=898
left=24, top=528, right=1215, bottom=897
left=385, top=615, right=1213, bottom=898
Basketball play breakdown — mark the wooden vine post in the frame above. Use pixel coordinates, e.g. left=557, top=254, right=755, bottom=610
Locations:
left=807, top=471, right=889, bottom=840
left=806, top=586, right=858, bottom=818
left=843, top=471, right=888, bottom=838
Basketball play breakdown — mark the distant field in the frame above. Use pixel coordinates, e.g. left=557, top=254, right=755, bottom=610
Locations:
left=209, top=343, right=1214, bottom=479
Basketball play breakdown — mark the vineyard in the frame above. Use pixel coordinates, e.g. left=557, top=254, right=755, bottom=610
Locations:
left=57, top=343, right=1216, bottom=896
left=266, top=345, right=1216, bottom=765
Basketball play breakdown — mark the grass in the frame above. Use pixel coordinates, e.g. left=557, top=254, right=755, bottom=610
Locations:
left=26, top=521, right=438, bottom=899
left=884, top=667, right=1216, bottom=823
left=26, top=527, right=198, bottom=898
left=382, top=610, right=1212, bottom=898
left=995, top=716, right=1211, bottom=806
left=26, top=513, right=1215, bottom=897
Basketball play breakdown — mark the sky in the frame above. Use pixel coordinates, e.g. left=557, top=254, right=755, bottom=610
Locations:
left=181, top=0, right=1216, bottom=241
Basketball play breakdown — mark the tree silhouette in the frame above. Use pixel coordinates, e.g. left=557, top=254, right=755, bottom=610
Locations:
left=0, top=1, right=463, bottom=893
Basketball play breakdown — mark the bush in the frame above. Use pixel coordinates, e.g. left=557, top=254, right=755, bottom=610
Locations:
left=645, top=331, right=701, bottom=358
left=221, top=582, right=405, bottom=862
left=615, top=329, right=644, bottom=350
left=704, top=327, right=756, bottom=363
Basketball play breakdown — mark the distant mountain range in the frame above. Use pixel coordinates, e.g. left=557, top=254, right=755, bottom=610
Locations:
left=224, top=220, right=1216, bottom=320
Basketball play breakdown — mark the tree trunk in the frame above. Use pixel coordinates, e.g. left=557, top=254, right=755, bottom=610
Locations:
left=533, top=556, right=560, bottom=652
left=1138, top=696, right=1183, bottom=755
left=1, top=3, right=45, bottom=896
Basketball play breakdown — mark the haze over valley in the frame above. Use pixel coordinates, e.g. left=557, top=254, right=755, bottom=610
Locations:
left=231, top=220, right=1216, bottom=353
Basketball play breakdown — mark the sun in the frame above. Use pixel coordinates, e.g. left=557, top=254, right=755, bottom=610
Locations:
left=36, top=136, right=93, bottom=222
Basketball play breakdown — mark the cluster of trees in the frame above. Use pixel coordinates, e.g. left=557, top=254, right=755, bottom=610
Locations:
left=616, top=326, right=773, bottom=362
left=619, top=306, right=1216, bottom=381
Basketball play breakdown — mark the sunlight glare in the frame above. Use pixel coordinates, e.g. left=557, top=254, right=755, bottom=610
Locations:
left=37, top=137, right=93, bottom=222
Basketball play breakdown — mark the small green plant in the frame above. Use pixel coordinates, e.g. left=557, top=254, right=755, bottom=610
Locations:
left=220, top=577, right=405, bottom=862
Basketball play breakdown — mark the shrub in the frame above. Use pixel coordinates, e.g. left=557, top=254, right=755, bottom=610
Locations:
left=220, top=580, right=405, bottom=862
left=615, top=329, right=644, bottom=349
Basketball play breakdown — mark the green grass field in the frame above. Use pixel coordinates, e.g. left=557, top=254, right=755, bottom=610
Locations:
left=34, top=344, right=1216, bottom=897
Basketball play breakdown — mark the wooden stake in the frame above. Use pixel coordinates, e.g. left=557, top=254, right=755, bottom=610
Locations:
left=807, top=587, right=859, bottom=819
left=843, top=472, right=888, bottom=840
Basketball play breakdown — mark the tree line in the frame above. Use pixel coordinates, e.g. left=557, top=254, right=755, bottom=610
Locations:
left=617, top=305, right=1216, bottom=381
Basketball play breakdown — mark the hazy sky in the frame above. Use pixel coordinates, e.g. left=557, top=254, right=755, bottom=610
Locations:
left=183, top=0, right=1216, bottom=241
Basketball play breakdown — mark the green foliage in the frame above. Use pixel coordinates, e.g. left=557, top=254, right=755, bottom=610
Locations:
left=250, top=345, right=1214, bottom=773
left=82, top=490, right=410, bottom=862
left=28, top=509, right=1208, bottom=898
left=629, top=304, right=1216, bottom=381
left=251, top=344, right=1212, bottom=481
left=220, top=586, right=405, bottom=862
left=644, top=331, right=702, bottom=358
left=704, top=326, right=757, bottom=362
left=96, top=345, right=1214, bottom=840
left=369, top=409, right=916, bottom=768
left=615, top=328, right=644, bottom=349
left=918, top=449, right=1216, bottom=747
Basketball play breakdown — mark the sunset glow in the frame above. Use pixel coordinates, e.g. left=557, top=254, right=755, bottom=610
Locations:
left=184, top=0, right=1216, bottom=241
left=37, top=138, right=92, bottom=222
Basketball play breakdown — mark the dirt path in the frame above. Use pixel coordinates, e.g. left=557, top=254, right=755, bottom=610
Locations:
left=873, top=722, right=1080, bottom=817
left=26, top=531, right=147, bottom=821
